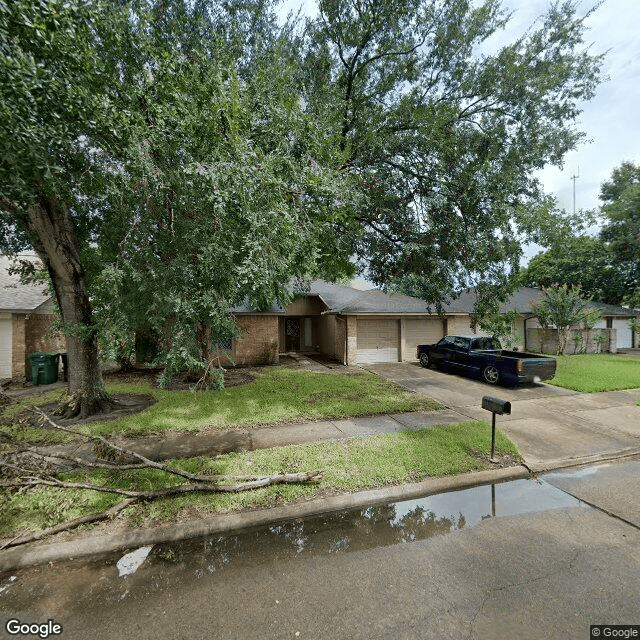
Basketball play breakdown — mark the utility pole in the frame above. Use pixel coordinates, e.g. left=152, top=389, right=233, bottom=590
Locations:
left=570, top=166, right=580, bottom=215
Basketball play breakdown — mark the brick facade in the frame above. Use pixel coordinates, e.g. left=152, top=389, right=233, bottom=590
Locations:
left=345, top=315, right=357, bottom=365
left=526, top=327, right=616, bottom=354
left=233, top=315, right=279, bottom=365
left=11, top=313, right=66, bottom=378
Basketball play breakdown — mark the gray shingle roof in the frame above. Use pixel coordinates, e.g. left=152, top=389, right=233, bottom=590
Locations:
left=450, top=286, right=635, bottom=317
left=225, top=280, right=638, bottom=318
left=0, top=255, right=51, bottom=312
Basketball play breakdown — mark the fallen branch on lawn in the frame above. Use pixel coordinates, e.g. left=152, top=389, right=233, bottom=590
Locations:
left=1, top=469, right=324, bottom=497
left=29, top=407, right=264, bottom=482
left=0, top=409, right=324, bottom=549
left=0, top=499, right=138, bottom=551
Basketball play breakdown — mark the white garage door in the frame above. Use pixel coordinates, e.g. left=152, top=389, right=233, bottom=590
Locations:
left=613, top=318, right=633, bottom=349
left=404, top=318, right=444, bottom=360
left=357, top=319, right=399, bottom=363
left=0, top=317, right=12, bottom=378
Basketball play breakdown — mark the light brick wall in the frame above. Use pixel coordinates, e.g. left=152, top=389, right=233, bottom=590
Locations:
left=233, top=315, right=279, bottom=365
left=526, top=327, right=615, bottom=354
left=345, top=316, right=357, bottom=365
left=24, top=314, right=66, bottom=378
left=11, top=314, right=26, bottom=377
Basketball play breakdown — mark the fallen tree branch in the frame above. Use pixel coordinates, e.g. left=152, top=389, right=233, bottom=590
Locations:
left=30, top=408, right=231, bottom=482
left=0, top=498, right=138, bottom=550
left=0, top=409, right=324, bottom=549
left=14, top=447, right=148, bottom=471
left=1, top=470, right=324, bottom=497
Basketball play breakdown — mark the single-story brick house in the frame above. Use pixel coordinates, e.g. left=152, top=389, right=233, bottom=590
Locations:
left=451, top=287, right=636, bottom=354
left=228, top=281, right=637, bottom=365
left=0, top=256, right=66, bottom=379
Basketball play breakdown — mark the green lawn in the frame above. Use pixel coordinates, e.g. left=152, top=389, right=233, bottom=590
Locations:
left=0, top=421, right=520, bottom=537
left=0, top=368, right=440, bottom=442
left=549, top=354, right=640, bottom=393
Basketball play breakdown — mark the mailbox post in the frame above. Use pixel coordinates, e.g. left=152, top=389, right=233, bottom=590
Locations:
left=481, top=396, right=511, bottom=462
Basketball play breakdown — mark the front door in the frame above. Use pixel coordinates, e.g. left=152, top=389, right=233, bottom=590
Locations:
left=285, top=318, right=301, bottom=351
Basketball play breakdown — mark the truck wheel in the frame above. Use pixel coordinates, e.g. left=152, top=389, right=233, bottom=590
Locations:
left=419, top=353, right=430, bottom=368
left=482, top=365, right=499, bottom=385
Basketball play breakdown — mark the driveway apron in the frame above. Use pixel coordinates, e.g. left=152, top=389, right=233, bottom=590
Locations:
left=366, top=362, right=640, bottom=470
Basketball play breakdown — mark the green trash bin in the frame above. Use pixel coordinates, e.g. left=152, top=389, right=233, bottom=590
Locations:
left=28, top=352, right=59, bottom=385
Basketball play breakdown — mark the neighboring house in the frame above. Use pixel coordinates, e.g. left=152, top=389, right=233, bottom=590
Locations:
left=228, top=281, right=637, bottom=366
left=0, top=256, right=66, bottom=379
left=451, top=287, right=636, bottom=353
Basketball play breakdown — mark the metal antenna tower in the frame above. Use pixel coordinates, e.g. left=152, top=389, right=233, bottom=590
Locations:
left=570, top=166, right=580, bottom=215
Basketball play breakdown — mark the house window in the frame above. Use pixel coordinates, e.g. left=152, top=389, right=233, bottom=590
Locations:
left=216, top=336, right=233, bottom=351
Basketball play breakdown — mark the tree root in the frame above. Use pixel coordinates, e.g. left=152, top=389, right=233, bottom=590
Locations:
left=54, top=389, right=117, bottom=420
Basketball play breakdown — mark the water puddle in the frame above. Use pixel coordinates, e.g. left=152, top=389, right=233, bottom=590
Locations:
left=0, top=478, right=586, bottom=617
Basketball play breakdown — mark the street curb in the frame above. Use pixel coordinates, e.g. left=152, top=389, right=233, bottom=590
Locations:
left=0, top=465, right=529, bottom=572
left=526, top=448, right=640, bottom=474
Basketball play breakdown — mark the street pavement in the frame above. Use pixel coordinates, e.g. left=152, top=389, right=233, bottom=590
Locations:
left=2, top=459, right=640, bottom=640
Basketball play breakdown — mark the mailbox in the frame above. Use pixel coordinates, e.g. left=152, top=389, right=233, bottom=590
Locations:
left=481, top=396, right=511, bottom=416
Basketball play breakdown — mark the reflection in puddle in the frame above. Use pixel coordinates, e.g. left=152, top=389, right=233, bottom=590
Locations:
left=0, top=478, right=586, bottom=618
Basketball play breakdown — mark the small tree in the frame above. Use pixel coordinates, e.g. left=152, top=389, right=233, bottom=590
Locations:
left=593, top=330, right=607, bottom=353
left=476, top=310, right=522, bottom=350
left=580, top=307, right=603, bottom=353
left=532, top=285, right=588, bottom=355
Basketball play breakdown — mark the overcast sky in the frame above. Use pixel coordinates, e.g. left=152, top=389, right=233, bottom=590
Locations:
left=277, top=0, right=640, bottom=216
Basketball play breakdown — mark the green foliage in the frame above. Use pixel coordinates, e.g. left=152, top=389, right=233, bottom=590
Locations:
left=520, top=235, right=624, bottom=305
left=523, top=162, right=640, bottom=308
left=532, top=284, right=595, bottom=355
left=475, top=309, right=522, bottom=349
left=301, top=0, right=603, bottom=301
left=0, top=0, right=606, bottom=385
left=592, top=329, right=607, bottom=354
left=599, top=161, right=640, bottom=308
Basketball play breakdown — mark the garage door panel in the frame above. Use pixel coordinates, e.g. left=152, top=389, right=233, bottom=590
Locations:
left=357, top=319, right=399, bottom=363
left=404, top=318, right=444, bottom=360
left=0, top=317, right=12, bottom=377
left=613, top=318, right=633, bottom=349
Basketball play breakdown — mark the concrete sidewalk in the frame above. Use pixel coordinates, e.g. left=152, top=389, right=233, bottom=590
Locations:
left=40, top=408, right=467, bottom=463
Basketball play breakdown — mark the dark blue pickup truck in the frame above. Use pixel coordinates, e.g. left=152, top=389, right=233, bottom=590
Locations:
left=417, top=335, right=556, bottom=386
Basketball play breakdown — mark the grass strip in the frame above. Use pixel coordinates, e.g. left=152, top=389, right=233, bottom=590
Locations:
left=0, top=421, right=519, bottom=537
left=1, top=368, right=440, bottom=443
left=549, top=354, right=640, bottom=393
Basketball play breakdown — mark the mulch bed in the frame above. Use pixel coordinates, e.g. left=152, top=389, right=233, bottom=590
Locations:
left=36, top=393, right=158, bottom=427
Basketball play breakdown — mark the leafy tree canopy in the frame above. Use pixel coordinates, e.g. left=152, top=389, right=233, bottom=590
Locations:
left=519, top=234, right=625, bottom=305
left=599, top=161, right=640, bottom=307
left=532, top=284, right=596, bottom=355
left=520, top=161, right=640, bottom=308
left=301, top=0, right=604, bottom=310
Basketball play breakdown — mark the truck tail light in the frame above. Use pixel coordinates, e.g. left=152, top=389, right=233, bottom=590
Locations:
left=516, top=358, right=524, bottom=374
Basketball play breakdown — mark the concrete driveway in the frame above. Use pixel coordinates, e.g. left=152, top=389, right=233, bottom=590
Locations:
left=366, top=362, right=640, bottom=471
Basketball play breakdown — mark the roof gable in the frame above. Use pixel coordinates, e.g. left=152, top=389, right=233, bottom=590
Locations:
left=0, top=255, right=51, bottom=312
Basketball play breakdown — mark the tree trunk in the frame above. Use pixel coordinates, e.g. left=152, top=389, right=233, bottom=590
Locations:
left=26, top=196, right=107, bottom=418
